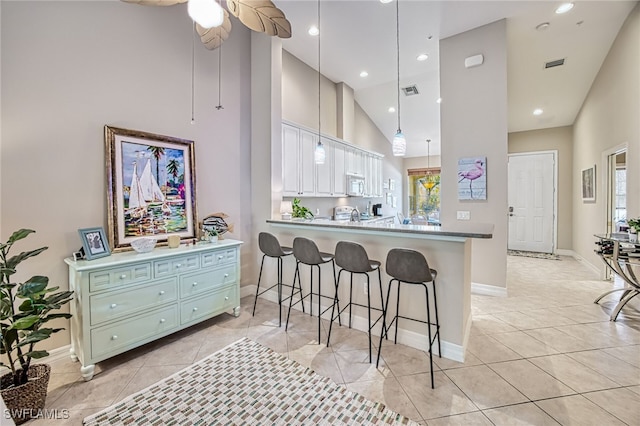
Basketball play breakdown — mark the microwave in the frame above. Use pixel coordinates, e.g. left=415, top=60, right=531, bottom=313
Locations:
left=347, top=174, right=365, bottom=196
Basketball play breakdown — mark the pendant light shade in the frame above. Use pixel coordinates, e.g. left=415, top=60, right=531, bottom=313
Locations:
left=392, top=132, right=406, bottom=156
left=392, top=0, right=406, bottom=156
left=188, top=0, right=224, bottom=29
left=314, top=141, right=326, bottom=164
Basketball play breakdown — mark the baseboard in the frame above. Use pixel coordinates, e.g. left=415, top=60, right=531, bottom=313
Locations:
left=241, top=284, right=257, bottom=299
left=0, top=344, right=71, bottom=376
left=555, top=249, right=574, bottom=257
left=471, top=282, right=507, bottom=297
left=571, top=251, right=602, bottom=277
left=255, top=288, right=466, bottom=362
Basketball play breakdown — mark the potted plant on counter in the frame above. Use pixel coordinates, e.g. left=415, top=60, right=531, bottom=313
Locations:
left=627, top=218, right=640, bottom=243
left=291, top=198, right=314, bottom=220
left=0, top=229, right=74, bottom=424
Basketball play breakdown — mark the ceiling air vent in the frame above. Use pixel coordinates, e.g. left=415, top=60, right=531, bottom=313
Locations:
left=544, top=58, right=565, bottom=69
left=401, top=85, right=419, bottom=96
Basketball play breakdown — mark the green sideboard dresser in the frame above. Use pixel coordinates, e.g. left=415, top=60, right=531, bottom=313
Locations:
left=64, top=239, right=242, bottom=380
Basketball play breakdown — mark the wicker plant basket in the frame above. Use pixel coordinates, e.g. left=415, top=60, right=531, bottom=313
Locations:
left=0, top=364, right=51, bottom=425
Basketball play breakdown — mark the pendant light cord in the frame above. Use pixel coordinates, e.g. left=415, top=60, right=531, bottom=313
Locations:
left=396, top=0, right=401, bottom=133
left=216, top=40, right=224, bottom=110
left=317, top=0, right=321, bottom=141
left=191, top=22, right=196, bottom=123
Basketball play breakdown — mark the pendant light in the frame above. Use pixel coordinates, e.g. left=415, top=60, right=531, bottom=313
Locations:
left=188, top=0, right=224, bottom=29
left=423, top=139, right=435, bottom=191
left=314, top=0, right=325, bottom=164
left=392, top=0, right=406, bottom=156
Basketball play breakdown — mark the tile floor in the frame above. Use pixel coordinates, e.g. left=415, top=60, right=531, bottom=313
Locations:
left=35, top=255, right=640, bottom=425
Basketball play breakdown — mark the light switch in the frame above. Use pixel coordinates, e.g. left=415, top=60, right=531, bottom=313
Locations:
left=457, top=211, right=470, bottom=220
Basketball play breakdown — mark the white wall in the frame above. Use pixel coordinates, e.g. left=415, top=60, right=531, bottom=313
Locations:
left=440, top=20, right=508, bottom=289
left=1, top=1, right=253, bottom=350
left=572, top=3, right=639, bottom=269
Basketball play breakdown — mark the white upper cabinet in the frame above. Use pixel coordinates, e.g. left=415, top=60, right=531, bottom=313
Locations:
left=282, top=124, right=317, bottom=197
left=282, top=121, right=383, bottom=198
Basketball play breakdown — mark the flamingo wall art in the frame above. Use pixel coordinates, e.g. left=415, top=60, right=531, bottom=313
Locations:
left=458, top=157, right=487, bottom=200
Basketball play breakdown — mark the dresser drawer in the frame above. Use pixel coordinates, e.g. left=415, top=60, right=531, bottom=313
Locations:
left=179, top=265, right=236, bottom=298
left=201, top=248, right=237, bottom=268
left=91, top=305, right=178, bottom=359
left=88, top=263, right=152, bottom=292
left=89, top=279, right=178, bottom=326
left=153, top=254, right=200, bottom=278
left=180, top=285, right=238, bottom=325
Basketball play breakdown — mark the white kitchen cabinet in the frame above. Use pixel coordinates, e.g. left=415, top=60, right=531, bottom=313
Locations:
left=64, top=241, right=242, bottom=381
left=282, top=123, right=316, bottom=197
left=333, top=142, right=347, bottom=196
left=316, top=136, right=334, bottom=196
left=346, top=148, right=364, bottom=176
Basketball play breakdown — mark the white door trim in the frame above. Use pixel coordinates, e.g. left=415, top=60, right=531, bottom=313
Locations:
left=508, top=150, right=558, bottom=253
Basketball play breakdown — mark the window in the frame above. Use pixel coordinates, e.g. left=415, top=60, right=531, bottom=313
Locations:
left=407, top=168, right=441, bottom=225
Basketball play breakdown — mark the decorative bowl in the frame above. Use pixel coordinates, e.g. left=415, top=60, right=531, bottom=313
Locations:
left=130, top=237, right=157, bottom=253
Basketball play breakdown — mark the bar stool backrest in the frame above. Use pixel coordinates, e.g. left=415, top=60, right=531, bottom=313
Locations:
left=259, top=232, right=286, bottom=258
left=335, top=241, right=374, bottom=273
left=293, top=237, right=324, bottom=265
left=386, top=248, right=433, bottom=283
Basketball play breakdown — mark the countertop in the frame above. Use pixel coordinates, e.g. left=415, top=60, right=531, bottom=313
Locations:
left=267, top=218, right=493, bottom=239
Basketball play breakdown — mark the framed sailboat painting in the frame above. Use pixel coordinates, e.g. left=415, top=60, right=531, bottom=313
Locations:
left=105, top=126, right=197, bottom=251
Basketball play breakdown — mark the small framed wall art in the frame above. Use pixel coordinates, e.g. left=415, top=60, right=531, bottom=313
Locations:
left=581, top=165, right=596, bottom=202
left=78, top=227, right=111, bottom=260
left=458, top=157, right=487, bottom=200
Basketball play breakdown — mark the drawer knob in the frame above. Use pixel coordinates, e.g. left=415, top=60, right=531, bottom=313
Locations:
left=192, top=282, right=198, bottom=287
left=175, top=263, right=182, bottom=268
left=224, top=273, right=229, bottom=278
left=119, top=274, right=127, bottom=279
left=160, top=318, right=166, bottom=323
left=111, top=335, right=118, bottom=340
left=192, top=307, right=198, bottom=312
left=225, top=296, right=229, bottom=300
left=110, top=303, right=117, bottom=309
left=218, top=255, right=224, bottom=260
left=159, top=291, right=165, bottom=296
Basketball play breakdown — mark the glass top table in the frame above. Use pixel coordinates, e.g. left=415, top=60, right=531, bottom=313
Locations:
left=593, top=234, right=640, bottom=321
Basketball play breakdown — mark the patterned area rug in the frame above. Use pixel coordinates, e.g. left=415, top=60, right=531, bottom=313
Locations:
left=508, top=250, right=561, bottom=260
left=83, top=338, right=416, bottom=425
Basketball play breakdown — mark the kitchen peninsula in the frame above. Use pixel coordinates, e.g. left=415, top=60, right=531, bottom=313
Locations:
left=266, top=219, right=493, bottom=361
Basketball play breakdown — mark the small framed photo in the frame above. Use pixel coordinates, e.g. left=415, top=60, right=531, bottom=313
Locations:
left=78, top=227, right=111, bottom=260
left=581, top=165, right=596, bottom=202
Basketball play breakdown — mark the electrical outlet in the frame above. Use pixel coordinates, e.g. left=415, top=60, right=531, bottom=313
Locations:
left=457, top=210, right=470, bottom=220
left=363, top=282, right=368, bottom=295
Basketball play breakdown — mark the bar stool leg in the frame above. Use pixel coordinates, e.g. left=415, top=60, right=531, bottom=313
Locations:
left=327, top=268, right=344, bottom=348
left=376, top=279, right=394, bottom=368
left=285, top=262, right=302, bottom=331
left=332, top=260, right=342, bottom=327
left=432, top=280, right=441, bottom=357
left=394, top=282, right=401, bottom=344
left=252, top=254, right=267, bottom=317
left=424, top=283, right=435, bottom=389
left=317, top=264, right=322, bottom=344
left=377, top=268, right=386, bottom=339
left=348, top=273, right=354, bottom=328
left=366, top=273, right=372, bottom=363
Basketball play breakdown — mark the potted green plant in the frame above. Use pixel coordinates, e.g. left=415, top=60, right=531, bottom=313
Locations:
left=0, top=229, right=73, bottom=424
left=291, top=198, right=314, bottom=220
left=627, top=218, right=640, bottom=243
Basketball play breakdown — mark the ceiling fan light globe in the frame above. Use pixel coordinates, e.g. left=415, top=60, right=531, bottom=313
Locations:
left=392, top=132, right=406, bottom=156
left=188, top=0, right=224, bottom=29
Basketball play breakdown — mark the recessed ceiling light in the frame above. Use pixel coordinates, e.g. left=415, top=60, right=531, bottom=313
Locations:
left=416, top=53, right=429, bottom=61
left=360, top=71, right=369, bottom=77
left=388, top=107, right=396, bottom=113
left=533, top=108, right=543, bottom=116
left=380, top=0, right=393, bottom=4
left=536, top=22, right=550, bottom=31
left=436, top=97, right=442, bottom=104
left=555, top=3, right=574, bottom=14
left=308, top=25, right=319, bottom=36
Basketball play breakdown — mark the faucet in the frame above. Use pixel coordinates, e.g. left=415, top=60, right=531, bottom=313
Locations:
left=350, top=207, right=360, bottom=222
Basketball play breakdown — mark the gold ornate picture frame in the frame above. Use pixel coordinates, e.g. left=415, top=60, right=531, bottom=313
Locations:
left=105, top=126, right=197, bottom=251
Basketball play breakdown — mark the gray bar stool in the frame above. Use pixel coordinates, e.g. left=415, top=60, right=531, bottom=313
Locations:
left=376, top=248, right=440, bottom=388
left=327, top=241, right=384, bottom=363
left=285, top=237, right=340, bottom=344
left=252, top=232, right=294, bottom=326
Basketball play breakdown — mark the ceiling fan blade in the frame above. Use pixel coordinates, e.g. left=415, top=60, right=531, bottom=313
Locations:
left=226, top=0, right=291, bottom=39
left=121, top=0, right=187, bottom=5
left=197, top=11, right=232, bottom=50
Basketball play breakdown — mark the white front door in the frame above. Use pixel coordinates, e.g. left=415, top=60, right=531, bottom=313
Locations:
left=508, top=152, right=555, bottom=253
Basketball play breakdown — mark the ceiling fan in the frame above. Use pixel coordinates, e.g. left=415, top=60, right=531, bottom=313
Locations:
left=121, top=0, right=292, bottom=50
